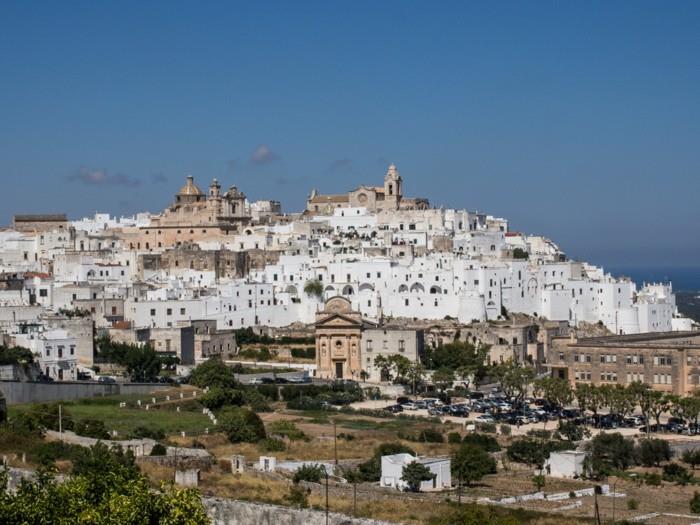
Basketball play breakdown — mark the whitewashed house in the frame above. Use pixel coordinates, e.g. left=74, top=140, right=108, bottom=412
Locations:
left=380, top=453, right=451, bottom=491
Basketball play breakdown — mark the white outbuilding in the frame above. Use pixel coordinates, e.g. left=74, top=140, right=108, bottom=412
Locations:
left=380, top=453, right=451, bottom=491
left=544, top=450, right=586, bottom=478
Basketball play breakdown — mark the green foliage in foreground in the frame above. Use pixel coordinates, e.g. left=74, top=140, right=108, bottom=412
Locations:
left=0, top=443, right=209, bottom=524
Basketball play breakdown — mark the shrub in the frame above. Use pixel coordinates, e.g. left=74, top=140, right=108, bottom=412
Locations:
left=499, top=424, right=511, bottom=436
left=259, top=437, right=286, bottom=452
left=254, top=384, right=279, bottom=401
left=462, top=433, right=501, bottom=453
left=557, top=420, right=587, bottom=441
left=218, top=407, right=266, bottom=443
left=73, top=418, right=110, bottom=440
left=268, top=420, right=307, bottom=441
left=150, top=443, right=167, bottom=456
left=337, top=432, right=355, bottom=441
left=129, top=426, right=165, bottom=440
left=507, top=439, right=547, bottom=467
left=447, top=432, right=462, bottom=444
left=417, top=428, right=444, bottom=443
left=286, top=396, right=324, bottom=411
left=293, top=464, right=326, bottom=484
left=627, top=498, right=639, bottom=510
left=476, top=422, right=497, bottom=434
left=636, top=438, right=672, bottom=467
left=663, top=463, right=693, bottom=485
left=683, top=449, right=700, bottom=470
left=285, top=485, right=309, bottom=508
left=401, top=461, right=435, bottom=492
left=453, top=443, right=497, bottom=486
left=200, top=387, right=245, bottom=410
left=242, top=389, right=272, bottom=412
left=691, top=492, right=700, bottom=514
left=291, top=347, right=315, bottom=359
left=644, top=472, right=662, bottom=486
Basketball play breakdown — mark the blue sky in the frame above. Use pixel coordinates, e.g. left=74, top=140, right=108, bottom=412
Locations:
left=1, top=1, right=699, bottom=267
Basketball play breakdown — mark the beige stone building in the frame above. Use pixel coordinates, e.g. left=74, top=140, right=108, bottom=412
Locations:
left=549, top=331, right=700, bottom=395
left=305, top=164, right=429, bottom=215
left=315, top=296, right=423, bottom=381
left=119, top=176, right=251, bottom=250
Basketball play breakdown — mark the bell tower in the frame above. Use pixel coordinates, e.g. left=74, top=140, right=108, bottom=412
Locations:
left=383, top=163, right=402, bottom=209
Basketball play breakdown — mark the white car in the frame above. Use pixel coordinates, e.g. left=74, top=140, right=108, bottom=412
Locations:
left=475, top=415, right=495, bottom=423
left=402, top=402, right=418, bottom=410
left=248, top=378, right=263, bottom=385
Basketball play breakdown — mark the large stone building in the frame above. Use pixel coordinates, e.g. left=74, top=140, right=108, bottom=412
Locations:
left=549, top=331, right=700, bottom=395
left=12, top=214, right=69, bottom=234
left=305, top=164, right=429, bottom=215
left=314, top=296, right=423, bottom=381
left=119, top=176, right=251, bottom=250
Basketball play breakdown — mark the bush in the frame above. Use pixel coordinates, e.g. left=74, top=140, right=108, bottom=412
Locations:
left=268, top=420, right=307, bottom=441
left=663, top=463, right=693, bottom=485
left=447, top=432, right=462, bottom=444
left=337, top=433, right=354, bottom=441
left=254, top=384, right=279, bottom=401
left=627, top=498, right=639, bottom=510
left=463, top=433, right=501, bottom=453
left=286, top=396, right=324, bottom=411
left=200, top=387, right=245, bottom=410
left=683, top=449, right=700, bottom=470
left=499, top=424, right=511, bottom=436
left=33, top=441, right=83, bottom=465
left=285, top=485, right=309, bottom=508
left=74, top=418, right=110, bottom=440
left=636, top=439, right=672, bottom=467
left=644, top=472, right=662, bottom=486
left=507, top=439, right=547, bottom=467
left=417, top=429, right=444, bottom=443
left=150, top=443, right=167, bottom=456
left=557, top=420, right=587, bottom=442
left=691, top=492, right=700, bottom=514
left=218, top=407, right=266, bottom=443
left=290, top=347, right=315, bottom=359
left=259, top=437, right=286, bottom=452
left=476, top=422, right=497, bottom=434
left=293, top=464, right=326, bottom=484
left=129, top=426, right=165, bottom=440
left=242, top=389, right=273, bottom=412
left=453, top=443, right=497, bottom=486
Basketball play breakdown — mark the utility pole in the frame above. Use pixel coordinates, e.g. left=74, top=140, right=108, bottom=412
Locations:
left=58, top=404, right=63, bottom=441
left=325, top=470, right=329, bottom=525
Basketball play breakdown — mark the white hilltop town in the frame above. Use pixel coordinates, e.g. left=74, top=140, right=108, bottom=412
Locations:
left=0, top=164, right=696, bottom=388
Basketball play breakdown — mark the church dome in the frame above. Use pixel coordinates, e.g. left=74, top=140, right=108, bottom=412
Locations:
left=177, top=176, right=204, bottom=196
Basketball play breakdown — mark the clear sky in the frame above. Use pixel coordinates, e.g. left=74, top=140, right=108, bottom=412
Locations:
left=1, top=1, right=699, bottom=267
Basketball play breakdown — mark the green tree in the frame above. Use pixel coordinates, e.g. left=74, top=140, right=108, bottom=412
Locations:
left=635, top=438, right=671, bottom=467
left=218, top=407, right=266, bottom=443
left=200, top=386, right=245, bottom=410
left=303, top=279, right=324, bottom=299
left=453, top=443, right=497, bottom=486
left=0, top=345, right=34, bottom=365
left=432, top=367, right=455, bottom=391
left=401, top=461, right=435, bottom=492
left=683, top=449, right=700, bottom=470
left=533, top=377, right=572, bottom=425
left=124, top=344, right=163, bottom=382
left=189, top=358, right=239, bottom=389
left=493, top=362, right=535, bottom=406
left=585, top=432, right=635, bottom=478
left=293, top=464, right=326, bottom=484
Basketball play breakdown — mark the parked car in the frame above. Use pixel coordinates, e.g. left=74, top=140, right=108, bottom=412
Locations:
left=384, top=404, right=404, bottom=414
left=402, top=402, right=418, bottom=411
left=475, top=414, right=495, bottom=423
left=248, top=378, right=263, bottom=385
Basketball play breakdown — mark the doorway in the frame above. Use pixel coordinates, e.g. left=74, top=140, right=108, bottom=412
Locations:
left=335, top=361, right=343, bottom=379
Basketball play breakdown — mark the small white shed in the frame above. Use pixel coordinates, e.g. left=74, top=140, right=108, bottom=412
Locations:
left=544, top=450, right=586, bottom=478
left=380, top=453, right=451, bottom=491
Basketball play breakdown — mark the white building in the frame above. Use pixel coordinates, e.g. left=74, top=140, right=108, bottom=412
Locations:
left=380, top=453, right=451, bottom=491
left=544, top=450, right=586, bottom=479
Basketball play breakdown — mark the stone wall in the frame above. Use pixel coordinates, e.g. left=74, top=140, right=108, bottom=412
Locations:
left=204, top=497, right=393, bottom=525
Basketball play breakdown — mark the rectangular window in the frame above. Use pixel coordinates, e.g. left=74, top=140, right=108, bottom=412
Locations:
left=180, top=308, right=186, bottom=315
left=366, top=340, right=373, bottom=351
left=150, top=309, right=156, bottom=316
left=166, top=308, right=172, bottom=316
left=399, top=340, right=405, bottom=352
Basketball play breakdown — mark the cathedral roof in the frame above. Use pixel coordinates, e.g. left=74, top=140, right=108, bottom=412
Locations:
left=177, top=176, right=204, bottom=196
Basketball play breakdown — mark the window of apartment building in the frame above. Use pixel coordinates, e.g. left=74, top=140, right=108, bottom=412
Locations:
left=366, top=340, right=373, bottom=351
left=39, top=289, right=48, bottom=297
left=248, top=300, right=252, bottom=308
left=474, top=280, right=479, bottom=285
left=46, top=347, right=51, bottom=357
left=558, top=352, right=564, bottom=362
left=70, top=345, right=75, bottom=356
left=180, top=308, right=186, bottom=315
left=377, top=272, right=381, bottom=278
left=150, top=309, right=156, bottom=316
left=58, top=346, right=64, bottom=358
left=398, top=340, right=405, bottom=352
left=273, top=274, right=278, bottom=281
left=405, top=298, right=409, bottom=306
left=166, top=308, right=172, bottom=316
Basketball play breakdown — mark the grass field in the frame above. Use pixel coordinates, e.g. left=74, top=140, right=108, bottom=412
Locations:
left=9, top=392, right=212, bottom=438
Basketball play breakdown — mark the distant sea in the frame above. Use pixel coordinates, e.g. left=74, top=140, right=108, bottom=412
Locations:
left=606, top=266, right=700, bottom=292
